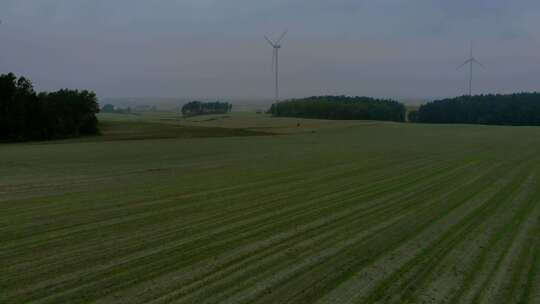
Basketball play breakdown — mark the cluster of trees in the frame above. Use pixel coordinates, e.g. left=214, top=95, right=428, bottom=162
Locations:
left=0, top=73, right=100, bottom=141
left=182, top=101, right=232, bottom=117
left=269, top=96, right=406, bottom=122
left=409, top=93, right=540, bottom=125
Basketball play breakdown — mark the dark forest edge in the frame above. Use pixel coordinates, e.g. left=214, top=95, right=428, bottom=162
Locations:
left=409, top=93, right=540, bottom=125
left=0, top=73, right=100, bottom=142
left=269, top=96, right=406, bottom=122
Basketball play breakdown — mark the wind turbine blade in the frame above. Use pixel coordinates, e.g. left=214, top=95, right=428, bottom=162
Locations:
left=264, top=36, right=275, bottom=47
left=472, top=58, right=485, bottom=68
left=276, top=30, right=288, bottom=44
left=457, top=59, right=472, bottom=70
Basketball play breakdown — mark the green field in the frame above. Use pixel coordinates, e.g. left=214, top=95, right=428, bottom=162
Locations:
left=1, top=113, right=540, bottom=303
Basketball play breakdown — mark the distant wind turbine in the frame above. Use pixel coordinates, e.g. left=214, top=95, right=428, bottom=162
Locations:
left=458, top=43, right=485, bottom=96
left=265, top=30, right=288, bottom=113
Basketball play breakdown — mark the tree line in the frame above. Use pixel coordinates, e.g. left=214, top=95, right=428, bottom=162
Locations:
left=269, top=96, right=406, bottom=122
left=182, top=101, right=232, bottom=117
left=0, top=73, right=100, bottom=142
left=409, top=93, right=540, bottom=125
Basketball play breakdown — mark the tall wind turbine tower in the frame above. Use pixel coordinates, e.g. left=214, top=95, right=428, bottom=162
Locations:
left=265, top=30, right=288, bottom=113
left=458, top=43, right=485, bottom=96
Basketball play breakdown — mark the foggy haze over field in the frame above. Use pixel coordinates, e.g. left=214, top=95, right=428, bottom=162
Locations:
left=1, top=0, right=539, bottom=101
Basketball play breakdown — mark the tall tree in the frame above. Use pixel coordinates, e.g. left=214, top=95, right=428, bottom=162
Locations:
left=414, top=93, right=540, bottom=126
left=270, top=96, right=406, bottom=122
left=0, top=73, right=100, bottom=141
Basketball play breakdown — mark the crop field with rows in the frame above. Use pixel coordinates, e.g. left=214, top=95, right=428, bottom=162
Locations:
left=1, top=113, right=540, bottom=303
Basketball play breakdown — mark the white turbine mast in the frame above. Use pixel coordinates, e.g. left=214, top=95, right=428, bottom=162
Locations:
left=457, top=42, right=485, bottom=96
left=265, top=30, right=288, bottom=114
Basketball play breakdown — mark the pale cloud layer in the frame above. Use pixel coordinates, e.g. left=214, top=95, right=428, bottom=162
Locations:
left=1, top=0, right=539, bottom=100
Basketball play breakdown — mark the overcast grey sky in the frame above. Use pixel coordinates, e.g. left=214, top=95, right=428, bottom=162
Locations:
left=1, top=0, right=539, bottom=100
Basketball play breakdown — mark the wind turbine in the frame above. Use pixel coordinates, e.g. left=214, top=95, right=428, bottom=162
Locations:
left=264, top=30, right=288, bottom=113
left=458, top=43, right=485, bottom=96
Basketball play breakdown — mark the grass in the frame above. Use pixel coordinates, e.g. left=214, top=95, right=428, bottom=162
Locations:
left=1, top=112, right=540, bottom=303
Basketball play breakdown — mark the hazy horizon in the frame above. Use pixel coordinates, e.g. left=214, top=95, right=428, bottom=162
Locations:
left=1, top=0, right=539, bottom=101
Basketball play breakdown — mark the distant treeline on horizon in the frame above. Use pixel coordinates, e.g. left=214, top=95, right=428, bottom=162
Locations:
left=410, top=93, right=540, bottom=126
left=270, top=96, right=406, bottom=122
left=0, top=73, right=100, bottom=142
left=182, top=101, right=232, bottom=117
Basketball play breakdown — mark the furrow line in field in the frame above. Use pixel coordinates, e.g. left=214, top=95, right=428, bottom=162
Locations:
left=410, top=168, right=538, bottom=304
left=245, top=162, right=507, bottom=304
left=465, top=172, right=540, bottom=304
left=0, top=157, right=438, bottom=284
left=518, top=217, right=540, bottom=303
left=210, top=162, right=494, bottom=302
left=361, top=163, right=532, bottom=304
left=111, top=190, right=414, bottom=304
left=177, top=160, right=490, bottom=302
left=173, top=164, right=491, bottom=304
left=487, top=195, right=540, bottom=304
left=1, top=156, right=449, bottom=276
left=314, top=162, right=510, bottom=304
left=1, top=154, right=421, bottom=243
left=12, top=159, right=472, bottom=303
left=109, top=163, right=486, bottom=303
left=445, top=165, right=538, bottom=304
